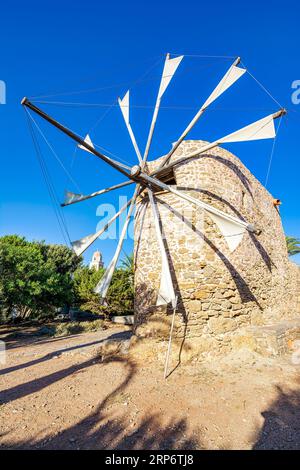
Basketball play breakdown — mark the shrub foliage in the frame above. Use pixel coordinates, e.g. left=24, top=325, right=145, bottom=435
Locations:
left=0, top=235, right=134, bottom=323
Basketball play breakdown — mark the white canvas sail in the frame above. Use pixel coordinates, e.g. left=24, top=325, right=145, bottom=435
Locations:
left=64, top=190, right=83, bottom=205
left=118, top=90, right=142, bottom=163
left=202, top=64, right=246, bottom=109
left=143, top=54, right=183, bottom=162
left=118, top=90, right=130, bottom=124
left=148, top=190, right=176, bottom=306
left=157, top=261, right=176, bottom=306
left=94, top=247, right=122, bottom=298
left=72, top=233, right=98, bottom=257
left=174, top=112, right=280, bottom=165
left=208, top=212, right=246, bottom=252
left=157, top=55, right=184, bottom=100
left=63, top=180, right=133, bottom=207
left=71, top=198, right=132, bottom=256
left=78, top=134, right=95, bottom=154
left=94, top=187, right=139, bottom=297
left=219, top=114, right=276, bottom=143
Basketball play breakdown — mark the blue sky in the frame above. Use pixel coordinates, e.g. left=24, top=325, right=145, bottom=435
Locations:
left=0, top=0, right=299, bottom=265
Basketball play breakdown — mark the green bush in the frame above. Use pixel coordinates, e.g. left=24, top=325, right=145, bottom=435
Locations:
left=0, top=234, right=134, bottom=324
left=0, top=235, right=82, bottom=322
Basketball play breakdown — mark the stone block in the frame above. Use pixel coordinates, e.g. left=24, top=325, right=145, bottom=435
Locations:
left=111, top=315, right=134, bottom=325
left=193, top=289, right=210, bottom=300
left=188, top=300, right=202, bottom=314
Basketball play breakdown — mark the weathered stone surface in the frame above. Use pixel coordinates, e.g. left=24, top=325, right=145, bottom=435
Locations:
left=208, top=317, right=236, bottom=334
left=188, top=300, right=202, bottom=314
left=133, top=140, right=300, bottom=357
left=232, top=319, right=300, bottom=357
left=193, top=289, right=210, bottom=300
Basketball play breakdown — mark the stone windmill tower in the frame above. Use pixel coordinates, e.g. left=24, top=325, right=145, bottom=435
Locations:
left=134, top=141, right=300, bottom=358
left=21, top=54, right=300, bottom=370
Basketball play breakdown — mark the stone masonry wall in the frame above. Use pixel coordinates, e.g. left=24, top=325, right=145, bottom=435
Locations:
left=134, top=141, right=300, bottom=355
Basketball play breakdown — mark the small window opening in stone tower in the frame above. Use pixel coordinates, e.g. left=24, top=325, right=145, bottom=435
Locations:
left=242, top=190, right=246, bottom=207
left=159, top=167, right=176, bottom=186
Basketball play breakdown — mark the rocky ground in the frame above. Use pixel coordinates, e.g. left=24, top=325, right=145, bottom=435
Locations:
left=1, top=324, right=300, bottom=450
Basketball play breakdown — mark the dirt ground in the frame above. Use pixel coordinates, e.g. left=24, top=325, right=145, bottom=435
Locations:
left=1, top=324, right=300, bottom=450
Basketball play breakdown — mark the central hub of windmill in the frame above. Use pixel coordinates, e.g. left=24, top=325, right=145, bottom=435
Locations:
left=131, top=165, right=141, bottom=177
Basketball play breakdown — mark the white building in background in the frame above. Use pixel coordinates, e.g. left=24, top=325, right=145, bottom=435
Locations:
left=89, top=250, right=104, bottom=271
left=0, top=80, right=6, bottom=105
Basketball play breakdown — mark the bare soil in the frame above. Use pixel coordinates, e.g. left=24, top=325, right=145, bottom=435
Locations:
left=1, top=324, right=300, bottom=450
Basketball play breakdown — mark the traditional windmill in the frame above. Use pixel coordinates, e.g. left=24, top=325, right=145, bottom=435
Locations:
left=22, top=54, right=286, bottom=374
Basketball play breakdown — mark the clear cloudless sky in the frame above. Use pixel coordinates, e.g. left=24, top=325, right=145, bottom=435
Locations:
left=0, top=0, right=299, bottom=265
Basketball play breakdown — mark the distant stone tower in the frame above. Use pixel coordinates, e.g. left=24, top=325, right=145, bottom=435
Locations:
left=89, top=250, right=104, bottom=271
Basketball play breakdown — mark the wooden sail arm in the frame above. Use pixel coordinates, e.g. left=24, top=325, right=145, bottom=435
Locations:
left=139, top=171, right=256, bottom=232
left=142, top=53, right=183, bottom=164
left=152, top=109, right=287, bottom=180
left=62, top=180, right=134, bottom=207
left=71, top=195, right=135, bottom=256
left=21, top=98, right=136, bottom=182
left=94, top=185, right=140, bottom=298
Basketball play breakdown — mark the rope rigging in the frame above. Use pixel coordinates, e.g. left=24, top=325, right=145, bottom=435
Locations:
left=26, top=111, right=82, bottom=193
left=29, top=55, right=164, bottom=100
left=53, top=55, right=169, bottom=179
left=264, top=114, right=283, bottom=188
left=28, top=54, right=221, bottom=102
left=169, top=53, right=237, bottom=59
left=29, top=100, right=276, bottom=112
left=241, top=60, right=283, bottom=109
left=25, top=108, right=136, bottom=256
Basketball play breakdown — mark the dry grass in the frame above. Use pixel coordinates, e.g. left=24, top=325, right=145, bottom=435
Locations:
left=53, top=320, right=107, bottom=337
